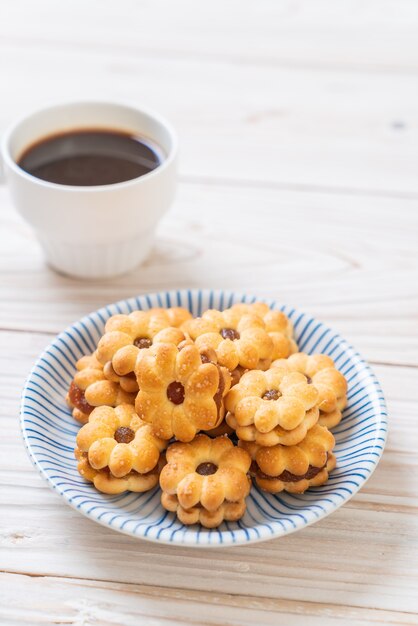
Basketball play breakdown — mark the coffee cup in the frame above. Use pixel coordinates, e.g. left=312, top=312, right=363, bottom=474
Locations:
left=1, top=101, right=177, bottom=279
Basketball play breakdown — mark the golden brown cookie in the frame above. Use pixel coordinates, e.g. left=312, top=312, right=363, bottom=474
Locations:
left=161, top=494, right=247, bottom=528
left=183, top=307, right=274, bottom=371
left=102, top=362, right=139, bottom=393
left=160, top=434, right=251, bottom=528
left=241, top=424, right=335, bottom=493
left=175, top=343, right=234, bottom=438
left=272, top=353, right=348, bottom=428
left=66, top=352, right=138, bottom=423
left=76, top=404, right=167, bottom=478
left=75, top=447, right=165, bottom=494
left=135, top=343, right=231, bottom=442
left=225, top=367, right=319, bottom=446
left=96, top=308, right=189, bottom=377
left=83, top=379, right=136, bottom=410
left=228, top=303, right=298, bottom=360
left=154, top=306, right=193, bottom=327
left=66, top=353, right=106, bottom=424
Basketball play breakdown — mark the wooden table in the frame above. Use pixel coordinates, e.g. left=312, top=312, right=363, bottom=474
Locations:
left=1, top=2, right=417, bottom=624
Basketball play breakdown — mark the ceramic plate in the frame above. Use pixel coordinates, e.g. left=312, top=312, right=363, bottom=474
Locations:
left=21, top=289, right=387, bottom=547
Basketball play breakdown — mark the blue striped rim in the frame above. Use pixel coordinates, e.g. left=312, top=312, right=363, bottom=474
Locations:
left=20, top=289, right=388, bottom=547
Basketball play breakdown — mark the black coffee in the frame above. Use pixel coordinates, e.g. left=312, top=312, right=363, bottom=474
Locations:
left=18, top=129, right=163, bottom=186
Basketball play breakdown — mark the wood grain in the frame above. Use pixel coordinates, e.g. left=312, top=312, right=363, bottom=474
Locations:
left=1, top=1, right=418, bottom=623
left=1, top=2, right=418, bottom=194
left=3, top=0, right=418, bottom=72
left=0, top=185, right=417, bottom=366
left=1, top=573, right=417, bottom=626
left=0, top=330, right=417, bottom=619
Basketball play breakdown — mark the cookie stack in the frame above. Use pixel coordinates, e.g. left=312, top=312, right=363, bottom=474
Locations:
left=68, top=303, right=347, bottom=528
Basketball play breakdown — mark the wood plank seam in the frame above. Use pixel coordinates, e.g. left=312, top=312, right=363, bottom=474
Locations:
left=179, top=175, right=418, bottom=201
left=1, top=570, right=418, bottom=619
left=3, top=34, right=418, bottom=77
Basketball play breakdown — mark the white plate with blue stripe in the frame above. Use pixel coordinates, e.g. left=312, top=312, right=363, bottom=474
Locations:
left=21, top=289, right=387, bottom=547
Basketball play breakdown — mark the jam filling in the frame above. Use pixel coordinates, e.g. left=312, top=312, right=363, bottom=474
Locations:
left=134, top=337, right=152, bottom=349
left=276, top=465, right=325, bottom=481
left=255, top=455, right=328, bottom=482
left=220, top=328, right=240, bottom=341
left=167, top=381, right=185, bottom=404
left=196, top=462, right=218, bottom=476
left=114, top=426, right=135, bottom=443
left=200, top=347, right=217, bottom=364
left=68, top=381, right=94, bottom=415
left=262, top=389, right=281, bottom=401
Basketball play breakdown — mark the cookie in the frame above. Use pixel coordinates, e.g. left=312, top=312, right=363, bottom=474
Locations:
left=241, top=423, right=335, bottom=493
left=76, top=404, right=167, bottom=478
left=183, top=307, right=274, bottom=371
left=153, top=306, right=193, bottom=327
left=83, top=379, right=136, bottom=411
left=66, top=352, right=138, bottom=424
left=160, top=434, right=251, bottom=528
left=272, top=353, right=348, bottom=428
left=135, top=343, right=232, bottom=442
left=102, top=361, right=139, bottom=393
left=66, top=353, right=106, bottom=424
left=96, top=308, right=189, bottom=376
left=228, top=303, right=298, bottom=360
left=161, top=494, right=247, bottom=528
left=75, top=447, right=165, bottom=494
left=225, top=367, right=319, bottom=446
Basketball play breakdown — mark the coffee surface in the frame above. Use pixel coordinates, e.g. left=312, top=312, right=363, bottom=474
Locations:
left=18, top=129, right=162, bottom=186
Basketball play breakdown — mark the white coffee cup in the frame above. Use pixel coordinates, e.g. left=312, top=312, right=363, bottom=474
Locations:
left=1, top=101, right=177, bottom=279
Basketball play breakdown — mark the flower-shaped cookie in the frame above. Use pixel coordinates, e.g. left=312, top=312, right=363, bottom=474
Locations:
left=83, top=379, right=136, bottom=410
left=66, top=353, right=106, bottom=424
left=75, top=447, right=165, bottom=494
left=272, top=353, right=348, bottom=428
left=135, top=343, right=231, bottom=442
left=76, top=404, right=167, bottom=478
left=67, top=352, right=139, bottom=424
left=96, top=307, right=189, bottom=376
left=225, top=367, right=319, bottom=446
left=169, top=342, right=234, bottom=439
left=228, top=302, right=298, bottom=360
left=102, top=361, right=139, bottom=393
left=153, top=306, right=193, bottom=327
left=183, top=307, right=274, bottom=371
left=241, top=424, right=336, bottom=493
left=160, top=434, right=251, bottom=528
